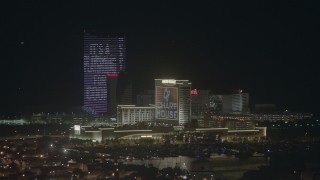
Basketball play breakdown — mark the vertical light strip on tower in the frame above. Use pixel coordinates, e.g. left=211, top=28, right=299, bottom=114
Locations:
left=83, top=33, right=126, bottom=115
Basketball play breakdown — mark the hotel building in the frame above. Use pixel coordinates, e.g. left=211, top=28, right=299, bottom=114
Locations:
left=83, top=31, right=126, bottom=115
left=155, top=79, right=191, bottom=125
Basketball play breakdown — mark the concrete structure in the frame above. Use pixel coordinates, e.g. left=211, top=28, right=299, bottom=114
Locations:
left=69, top=125, right=267, bottom=143
left=155, top=79, right=191, bottom=125
left=69, top=125, right=172, bottom=142
left=117, top=105, right=155, bottom=125
left=83, top=31, right=126, bottom=115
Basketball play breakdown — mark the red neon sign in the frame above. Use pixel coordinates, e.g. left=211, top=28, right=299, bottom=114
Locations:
left=191, top=89, right=198, bottom=95
left=106, top=73, right=119, bottom=77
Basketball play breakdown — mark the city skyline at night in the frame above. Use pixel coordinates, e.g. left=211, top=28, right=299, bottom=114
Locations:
left=1, top=2, right=320, bottom=179
left=1, top=1, right=319, bottom=115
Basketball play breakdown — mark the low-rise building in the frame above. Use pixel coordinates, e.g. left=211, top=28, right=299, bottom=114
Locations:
left=117, top=105, right=155, bottom=125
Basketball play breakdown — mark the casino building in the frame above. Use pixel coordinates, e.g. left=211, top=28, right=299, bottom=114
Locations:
left=116, top=79, right=192, bottom=126
left=72, top=79, right=267, bottom=143
left=155, top=79, right=192, bottom=125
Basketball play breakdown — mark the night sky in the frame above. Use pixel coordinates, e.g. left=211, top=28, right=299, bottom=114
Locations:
left=1, top=1, right=320, bottom=115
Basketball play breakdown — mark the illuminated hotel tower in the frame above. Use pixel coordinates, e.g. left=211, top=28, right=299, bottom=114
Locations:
left=83, top=32, right=126, bottom=115
left=155, top=79, right=191, bottom=125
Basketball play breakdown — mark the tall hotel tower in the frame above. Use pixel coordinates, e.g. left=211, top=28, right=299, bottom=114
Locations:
left=155, top=79, right=191, bottom=125
left=83, top=32, right=126, bottom=115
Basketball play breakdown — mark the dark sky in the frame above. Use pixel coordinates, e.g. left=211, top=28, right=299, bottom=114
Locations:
left=1, top=0, right=320, bottom=115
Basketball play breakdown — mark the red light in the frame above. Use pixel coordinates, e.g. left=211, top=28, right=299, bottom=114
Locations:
left=106, top=73, right=118, bottom=77
left=191, top=89, right=198, bottom=95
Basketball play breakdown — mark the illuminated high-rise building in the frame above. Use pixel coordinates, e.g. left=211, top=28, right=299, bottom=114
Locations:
left=83, top=31, right=126, bottom=115
left=155, top=79, right=191, bottom=125
left=222, top=92, right=250, bottom=114
left=231, top=92, right=249, bottom=112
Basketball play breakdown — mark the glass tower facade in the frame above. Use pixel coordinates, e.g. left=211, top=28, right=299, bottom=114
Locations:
left=83, top=32, right=126, bottom=115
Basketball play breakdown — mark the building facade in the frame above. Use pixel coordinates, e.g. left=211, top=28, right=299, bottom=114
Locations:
left=116, top=73, right=133, bottom=106
left=155, top=79, right=191, bottom=125
left=107, top=73, right=133, bottom=115
left=232, top=93, right=249, bottom=112
left=117, top=105, right=155, bottom=125
left=209, top=95, right=223, bottom=114
left=136, top=90, right=155, bottom=106
left=83, top=32, right=126, bottom=115
left=191, top=89, right=210, bottom=118
left=222, top=93, right=250, bottom=114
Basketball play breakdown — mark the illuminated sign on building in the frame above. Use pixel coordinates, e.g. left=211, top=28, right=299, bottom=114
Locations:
left=106, top=73, right=119, bottom=77
left=161, top=79, right=176, bottom=85
left=191, top=89, right=198, bottom=95
left=155, top=87, right=178, bottom=120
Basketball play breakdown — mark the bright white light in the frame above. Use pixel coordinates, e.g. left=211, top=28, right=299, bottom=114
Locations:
left=74, top=125, right=81, bottom=131
left=162, top=79, right=176, bottom=84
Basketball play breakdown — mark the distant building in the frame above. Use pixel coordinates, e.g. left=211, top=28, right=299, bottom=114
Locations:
left=106, top=74, right=118, bottom=115
left=155, top=79, right=191, bottom=125
left=225, top=120, right=255, bottom=130
left=209, top=95, right=223, bottom=114
left=107, top=73, right=133, bottom=115
left=117, top=105, right=155, bottom=125
left=222, top=94, right=233, bottom=113
left=83, top=31, right=126, bottom=115
left=202, top=114, right=254, bottom=128
left=232, top=92, right=250, bottom=113
left=70, top=125, right=171, bottom=142
left=191, top=89, right=210, bottom=118
left=252, top=112, right=313, bottom=121
left=136, top=90, right=155, bottom=106
left=222, top=93, right=250, bottom=114
left=116, top=73, right=133, bottom=106
left=70, top=125, right=266, bottom=143
left=202, top=112, right=313, bottom=127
